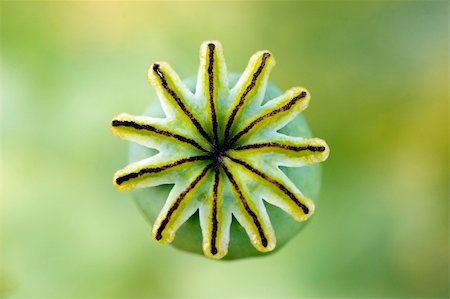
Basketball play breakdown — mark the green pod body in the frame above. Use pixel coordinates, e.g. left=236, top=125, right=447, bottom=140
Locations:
left=129, top=74, right=321, bottom=260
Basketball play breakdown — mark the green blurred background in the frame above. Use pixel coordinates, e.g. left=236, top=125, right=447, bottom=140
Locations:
left=1, top=1, right=448, bottom=298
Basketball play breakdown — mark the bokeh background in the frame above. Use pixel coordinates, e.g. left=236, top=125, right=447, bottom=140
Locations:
left=1, top=1, right=448, bottom=298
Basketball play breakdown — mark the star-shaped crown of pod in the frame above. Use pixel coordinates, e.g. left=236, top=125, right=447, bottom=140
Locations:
left=112, top=41, right=329, bottom=259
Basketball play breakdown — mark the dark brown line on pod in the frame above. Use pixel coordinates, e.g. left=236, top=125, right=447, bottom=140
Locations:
left=152, top=64, right=213, bottom=145
left=223, top=52, right=271, bottom=140
left=112, top=119, right=208, bottom=152
left=155, top=163, right=214, bottom=241
left=210, top=167, right=220, bottom=255
left=228, top=91, right=307, bottom=147
left=207, top=43, right=219, bottom=147
left=221, top=164, right=268, bottom=247
left=234, top=142, right=325, bottom=152
left=115, top=155, right=210, bottom=185
left=226, top=155, right=309, bottom=214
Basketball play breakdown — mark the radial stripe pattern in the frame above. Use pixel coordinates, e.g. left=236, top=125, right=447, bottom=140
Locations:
left=112, top=40, right=329, bottom=259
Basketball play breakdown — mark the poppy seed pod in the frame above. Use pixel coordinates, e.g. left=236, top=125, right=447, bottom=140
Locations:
left=112, top=41, right=329, bottom=260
